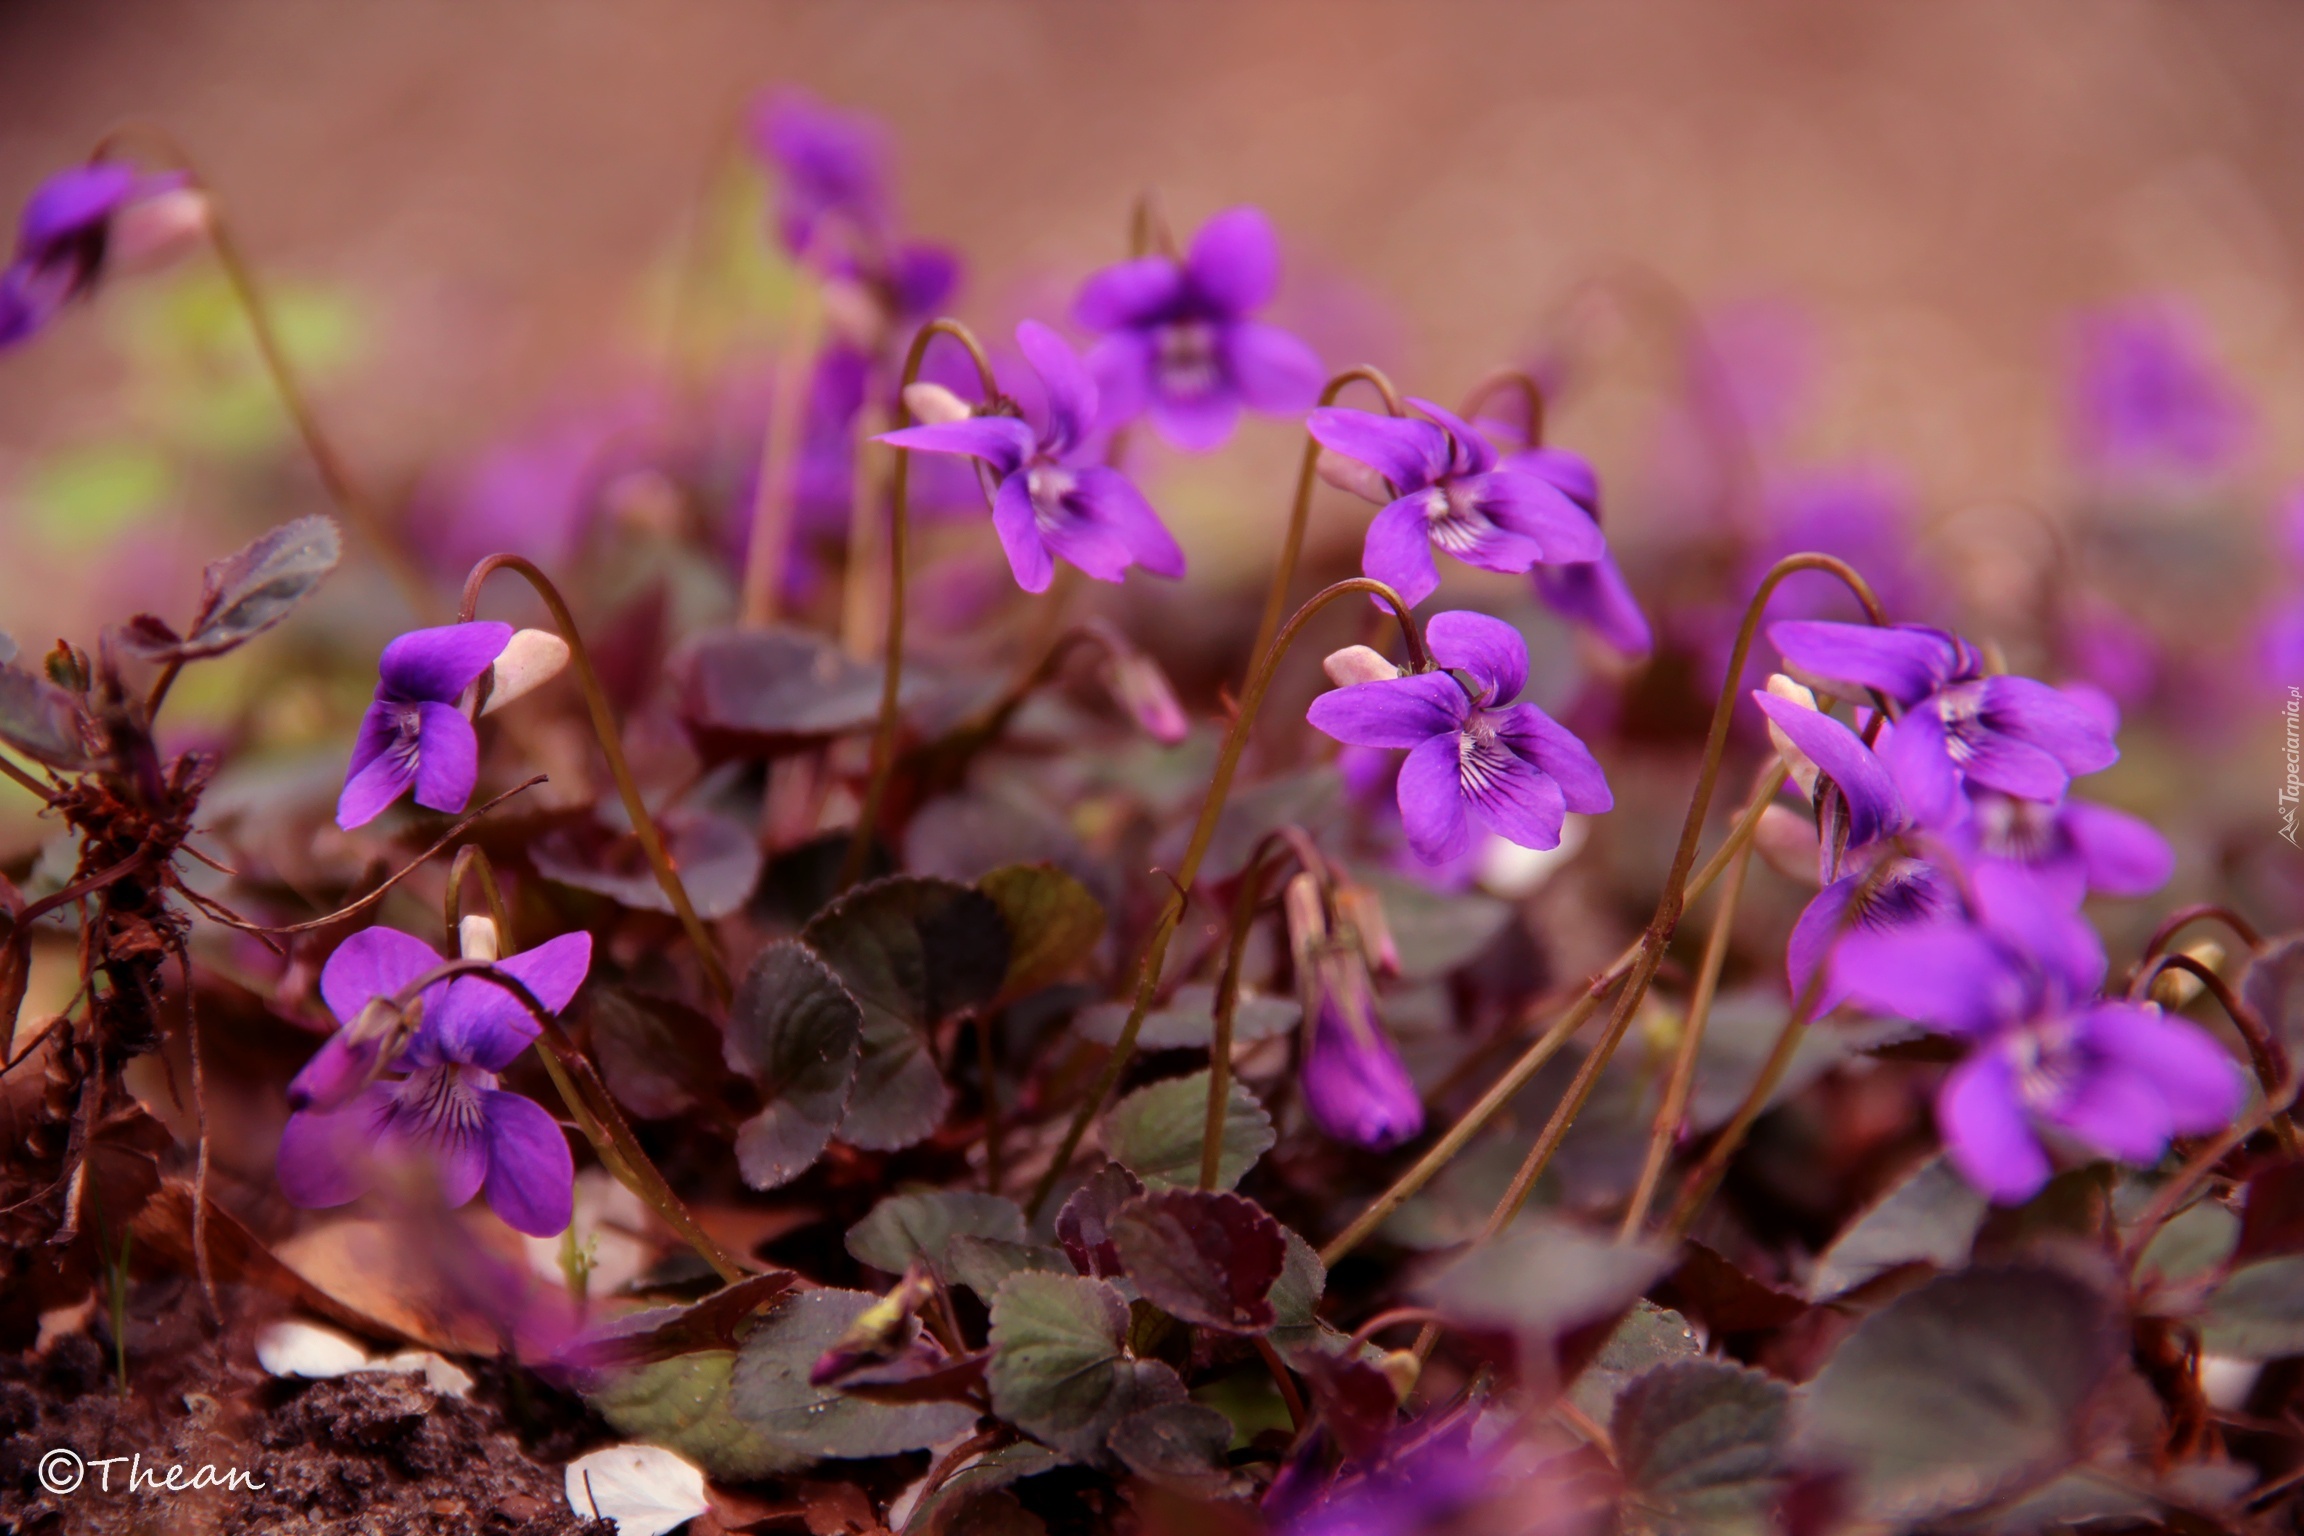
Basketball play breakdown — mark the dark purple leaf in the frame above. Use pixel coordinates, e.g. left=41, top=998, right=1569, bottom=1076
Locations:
left=1109, top=1188, right=1287, bottom=1333
left=834, top=1350, right=990, bottom=1406
left=1055, top=1162, right=1145, bottom=1278
left=0, top=664, right=91, bottom=769
left=1106, top=1401, right=1242, bottom=1498
left=116, top=614, right=183, bottom=660
left=2237, top=1157, right=2304, bottom=1263
left=584, top=984, right=730, bottom=1121
left=677, top=625, right=922, bottom=754
left=533, top=804, right=763, bottom=919
left=559, top=1272, right=797, bottom=1370
left=1656, top=1243, right=1809, bottom=1336
left=724, top=941, right=862, bottom=1190
left=978, top=863, right=1105, bottom=1002
left=1300, top=1351, right=1400, bottom=1460
left=182, top=515, right=341, bottom=658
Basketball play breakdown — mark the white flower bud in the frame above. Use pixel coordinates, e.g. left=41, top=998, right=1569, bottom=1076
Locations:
left=458, top=914, right=500, bottom=963
left=478, top=629, right=571, bottom=717
left=110, top=186, right=211, bottom=273
left=1762, top=673, right=1822, bottom=799
left=1322, top=645, right=1400, bottom=687
left=901, top=382, right=973, bottom=425
left=1753, top=803, right=1824, bottom=888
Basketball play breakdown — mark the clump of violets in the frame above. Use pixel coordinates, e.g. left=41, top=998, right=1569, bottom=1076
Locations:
left=1, top=162, right=205, bottom=349
left=2070, top=298, right=2251, bottom=481
left=1310, top=400, right=1606, bottom=608
left=1309, top=612, right=1611, bottom=864
left=1073, top=206, right=1323, bottom=451
left=878, top=321, right=1185, bottom=593
left=337, top=622, right=515, bottom=829
left=277, top=922, right=592, bottom=1236
left=1835, top=870, right=2241, bottom=1203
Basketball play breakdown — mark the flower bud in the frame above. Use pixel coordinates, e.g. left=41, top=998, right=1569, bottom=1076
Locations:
left=1753, top=803, right=1824, bottom=888
left=1316, top=447, right=1392, bottom=505
left=1377, top=1349, right=1421, bottom=1402
left=1102, top=645, right=1190, bottom=745
left=819, top=275, right=884, bottom=349
left=1283, top=871, right=1327, bottom=977
left=1299, top=949, right=1422, bottom=1151
left=109, top=186, right=211, bottom=273
left=901, top=381, right=973, bottom=425
left=1762, top=673, right=1822, bottom=799
left=1332, top=880, right=1400, bottom=978
left=809, top=1263, right=934, bottom=1386
left=474, top=628, right=571, bottom=717
left=2149, top=940, right=2224, bottom=1009
left=1322, top=645, right=1400, bottom=688
left=459, top=914, right=501, bottom=963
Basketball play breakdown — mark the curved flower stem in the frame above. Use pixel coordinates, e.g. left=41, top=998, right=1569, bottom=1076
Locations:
left=92, top=123, right=438, bottom=621
left=444, top=844, right=516, bottom=951
left=1457, top=368, right=1547, bottom=447
left=2124, top=1079, right=2302, bottom=1272
left=1201, top=834, right=1301, bottom=1191
left=838, top=318, right=1003, bottom=891
left=1617, top=775, right=1766, bottom=1236
left=2135, top=904, right=2265, bottom=972
left=1254, top=1335, right=1308, bottom=1432
left=1318, top=761, right=1789, bottom=1267
left=458, top=555, right=731, bottom=1006
left=1243, top=368, right=1406, bottom=682
left=1025, top=577, right=1429, bottom=1220
left=1458, top=556, right=1884, bottom=1243
left=738, top=276, right=826, bottom=626
left=394, top=958, right=750, bottom=1283
left=2135, top=952, right=2296, bottom=1153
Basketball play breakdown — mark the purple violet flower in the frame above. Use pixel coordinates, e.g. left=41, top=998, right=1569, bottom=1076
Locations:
left=1309, top=401, right=1606, bottom=609
left=877, top=321, right=1185, bottom=594
left=1073, top=207, right=1323, bottom=451
left=1, top=163, right=192, bottom=350
left=277, top=925, right=592, bottom=1236
left=1301, top=988, right=1423, bottom=1152
left=1769, top=620, right=2118, bottom=816
left=1309, top=611, right=1612, bottom=864
left=749, top=90, right=893, bottom=264
left=1508, top=445, right=1653, bottom=656
left=2070, top=299, right=2251, bottom=481
left=1833, top=870, right=2241, bottom=1203
left=337, top=622, right=514, bottom=830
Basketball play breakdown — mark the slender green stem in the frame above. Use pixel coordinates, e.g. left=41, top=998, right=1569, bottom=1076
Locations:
left=1462, top=556, right=1885, bottom=1246
left=1201, top=836, right=1299, bottom=1191
left=1318, top=758, right=1789, bottom=1267
left=839, top=318, right=1003, bottom=891
left=0, top=754, right=54, bottom=805
left=1244, top=369, right=1406, bottom=684
left=458, top=555, right=731, bottom=1005
left=1025, top=577, right=1429, bottom=1220
left=1619, top=789, right=1759, bottom=1236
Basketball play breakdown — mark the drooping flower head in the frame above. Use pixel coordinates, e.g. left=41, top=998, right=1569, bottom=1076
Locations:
left=278, top=924, right=593, bottom=1237
left=1769, top=620, right=2118, bottom=823
left=1310, top=402, right=1606, bottom=609
left=1309, top=612, right=1611, bottom=865
left=337, top=622, right=513, bottom=830
left=1288, top=872, right=1422, bottom=1151
left=749, top=90, right=894, bottom=264
left=1834, top=870, right=2241, bottom=1203
left=2070, top=299, right=2251, bottom=481
left=1073, top=207, right=1323, bottom=451
left=1, top=163, right=197, bottom=350
left=877, top=321, right=1185, bottom=594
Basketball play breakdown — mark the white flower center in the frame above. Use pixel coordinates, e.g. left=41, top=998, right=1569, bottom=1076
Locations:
left=1156, top=320, right=1222, bottom=399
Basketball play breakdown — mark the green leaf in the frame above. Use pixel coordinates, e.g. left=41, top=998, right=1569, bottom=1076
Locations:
left=847, top=1191, right=1028, bottom=1279
left=2139, top=1200, right=2239, bottom=1287
left=1360, top=871, right=1513, bottom=980
left=1567, top=1300, right=1702, bottom=1423
left=1795, top=1264, right=2124, bottom=1524
left=978, top=863, right=1105, bottom=1001
left=1614, top=1360, right=1789, bottom=1536
left=987, top=1271, right=1187, bottom=1463
left=179, top=514, right=341, bottom=658
left=946, top=1236, right=1072, bottom=1300
left=724, top=941, right=862, bottom=1189
left=1104, top=1070, right=1274, bottom=1191
left=900, top=1441, right=1065, bottom=1536
left=1419, top=1215, right=1675, bottom=1358
left=1107, top=1402, right=1243, bottom=1498
left=1808, top=1154, right=1987, bottom=1300
left=729, top=1289, right=976, bottom=1459
left=1268, top=1226, right=1327, bottom=1358
left=583, top=1347, right=807, bottom=1480
left=2202, top=1255, right=2304, bottom=1359
left=803, top=877, right=1010, bottom=1150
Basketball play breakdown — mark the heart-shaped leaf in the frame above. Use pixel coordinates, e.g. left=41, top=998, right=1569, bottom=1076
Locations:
left=0, top=665, right=90, bottom=769
left=1808, top=1154, right=1987, bottom=1300
left=729, top=1289, right=977, bottom=1459
left=1104, top=1070, right=1274, bottom=1191
left=978, top=863, right=1104, bottom=1001
left=1794, top=1264, right=2124, bottom=1524
left=1055, top=1162, right=1145, bottom=1278
left=1614, top=1360, right=1790, bottom=1536
left=901, top=1441, right=1064, bottom=1536
left=679, top=626, right=923, bottom=752
left=586, top=985, right=729, bottom=1122
left=1110, top=1188, right=1286, bottom=1333
left=945, top=1236, right=1071, bottom=1300
left=987, top=1270, right=1188, bottom=1463
left=847, top=1190, right=1027, bottom=1279
left=725, top=942, right=863, bottom=1189
left=1106, top=1402, right=1242, bottom=1498
left=2202, top=1255, right=2304, bottom=1359
left=804, top=877, right=1010, bottom=1151
left=1568, top=1300, right=1703, bottom=1424
left=1419, top=1215, right=1675, bottom=1365
left=534, top=805, right=763, bottom=919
